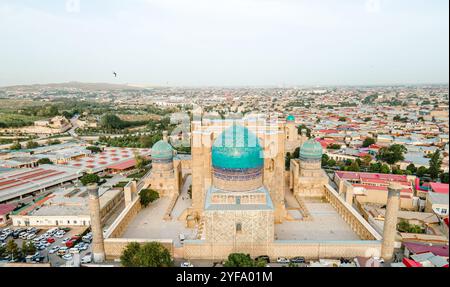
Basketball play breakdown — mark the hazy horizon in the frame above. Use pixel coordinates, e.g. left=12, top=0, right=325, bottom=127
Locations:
left=0, top=0, right=448, bottom=87
left=1, top=80, right=449, bottom=89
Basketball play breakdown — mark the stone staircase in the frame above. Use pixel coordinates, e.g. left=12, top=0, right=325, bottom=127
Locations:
left=163, top=194, right=179, bottom=221
left=294, top=194, right=313, bottom=221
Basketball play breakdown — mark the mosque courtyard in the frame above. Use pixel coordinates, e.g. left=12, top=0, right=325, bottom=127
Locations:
left=276, top=191, right=360, bottom=241
left=121, top=175, right=197, bottom=247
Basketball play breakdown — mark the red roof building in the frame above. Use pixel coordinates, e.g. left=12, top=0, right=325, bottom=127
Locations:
left=403, top=258, right=423, bottom=267
left=107, top=159, right=138, bottom=171
left=335, top=171, right=414, bottom=199
left=404, top=242, right=449, bottom=258
left=368, top=144, right=382, bottom=149
left=316, top=139, right=335, bottom=148
left=0, top=203, right=16, bottom=216
left=0, top=203, right=17, bottom=225
left=430, top=183, right=449, bottom=194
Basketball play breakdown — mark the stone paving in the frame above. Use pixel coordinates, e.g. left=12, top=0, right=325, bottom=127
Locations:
left=276, top=198, right=360, bottom=241
left=121, top=175, right=195, bottom=247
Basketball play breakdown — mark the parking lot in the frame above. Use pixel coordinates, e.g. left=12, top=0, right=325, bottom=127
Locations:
left=1, top=226, right=92, bottom=267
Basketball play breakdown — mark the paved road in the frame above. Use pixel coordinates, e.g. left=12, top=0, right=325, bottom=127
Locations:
left=68, top=115, right=80, bottom=138
left=173, top=259, right=308, bottom=268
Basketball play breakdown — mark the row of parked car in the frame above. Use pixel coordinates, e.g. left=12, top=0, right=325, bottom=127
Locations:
left=50, top=231, right=93, bottom=262
left=1, top=226, right=94, bottom=265
left=254, top=255, right=307, bottom=264
left=31, top=227, right=72, bottom=251
left=1, top=227, right=42, bottom=241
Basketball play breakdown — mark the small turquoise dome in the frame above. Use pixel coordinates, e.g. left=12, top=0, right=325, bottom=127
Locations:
left=286, top=115, right=295, bottom=122
left=299, top=139, right=323, bottom=161
left=212, top=125, right=264, bottom=169
left=151, top=140, right=174, bottom=160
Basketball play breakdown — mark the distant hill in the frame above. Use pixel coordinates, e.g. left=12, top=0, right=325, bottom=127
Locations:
left=0, top=82, right=146, bottom=91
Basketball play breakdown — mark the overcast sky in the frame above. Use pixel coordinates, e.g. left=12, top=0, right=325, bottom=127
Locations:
left=0, top=0, right=448, bottom=87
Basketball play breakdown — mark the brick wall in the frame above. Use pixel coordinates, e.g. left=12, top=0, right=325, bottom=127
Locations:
left=183, top=240, right=382, bottom=260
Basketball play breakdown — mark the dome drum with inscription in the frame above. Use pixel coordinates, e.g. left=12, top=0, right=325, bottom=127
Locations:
left=151, top=140, right=174, bottom=170
left=299, top=139, right=323, bottom=170
left=211, top=125, right=264, bottom=192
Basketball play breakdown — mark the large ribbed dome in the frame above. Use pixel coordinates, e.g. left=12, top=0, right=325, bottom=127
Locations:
left=212, top=125, right=264, bottom=169
left=299, top=139, right=323, bottom=161
left=151, top=140, right=174, bottom=160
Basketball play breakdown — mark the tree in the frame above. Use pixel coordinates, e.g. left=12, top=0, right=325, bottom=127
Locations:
left=47, top=139, right=61, bottom=146
left=62, top=111, right=73, bottom=119
left=392, top=168, right=404, bottom=175
left=100, top=114, right=125, bottom=130
left=0, top=245, right=5, bottom=258
left=80, top=173, right=100, bottom=186
left=9, top=142, right=22, bottom=150
left=297, top=125, right=311, bottom=138
left=380, top=164, right=391, bottom=174
left=135, top=155, right=148, bottom=170
left=362, top=138, right=376, bottom=148
left=428, top=150, right=443, bottom=180
left=416, top=166, right=429, bottom=178
left=328, top=144, right=341, bottom=150
left=140, top=189, right=160, bottom=208
left=292, top=147, right=300, bottom=158
left=86, top=146, right=102, bottom=153
left=397, top=219, right=424, bottom=234
left=321, top=154, right=330, bottom=167
left=338, top=117, right=347, bottom=122
left=376, top=144, right=407, bottom=165
left=37, top=158, right=53, bottom=165
left=440, top=172, right=449, bottom=184
left=21, top=241, right=36, bottom=256
left=348, top=161, right=360, bottom=172
left=406, top=163, right=417, bottom=174
left=223, top=253, right=265, bottom=267
left=120, top=242, right=173, bottom=267
left=361, top=155, right=373, bottom=167
left=5, top=240, right=19, bottom=260
left=120, top=242, right=140, bottom=267
left=328, top=159, right=336, bottom=167
left=26, top=141, right=39, bottom=149
left=139, top=135, right=154, bottom=148
left=369, top=162, right=382, bottom=173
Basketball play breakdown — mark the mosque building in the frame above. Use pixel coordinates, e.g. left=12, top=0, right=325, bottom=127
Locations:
left=101, top=115, right=393, bottom=262
left=203, top=125, right=275, bottom=249
left=290, top=139, right=329, bottom=198
left=144, top=131, right=182, bottom=197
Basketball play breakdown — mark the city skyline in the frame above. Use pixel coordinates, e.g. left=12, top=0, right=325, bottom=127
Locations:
left=0, top=0, right=448, bottom=87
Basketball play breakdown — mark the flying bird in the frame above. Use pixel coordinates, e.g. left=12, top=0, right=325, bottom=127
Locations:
left=113, top=71, right=118, bottom=78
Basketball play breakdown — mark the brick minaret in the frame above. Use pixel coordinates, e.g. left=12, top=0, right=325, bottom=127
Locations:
left=88, top=184, right=106, bottom=263
left=381, top=183, right=401, bottom=261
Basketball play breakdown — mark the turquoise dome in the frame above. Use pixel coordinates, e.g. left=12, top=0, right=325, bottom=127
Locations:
left=212, top=125, right=264, bottom=169
left=299, top=139, right=323, bottom=161
left=151, top=140, right=174, bottom=160
left=286, top=115, right=295, bottom=122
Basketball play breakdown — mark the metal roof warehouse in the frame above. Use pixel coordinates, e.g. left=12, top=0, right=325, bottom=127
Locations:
left=0, top=165, right=82, bottom=203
